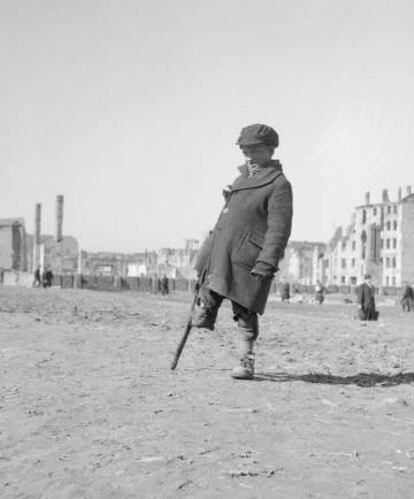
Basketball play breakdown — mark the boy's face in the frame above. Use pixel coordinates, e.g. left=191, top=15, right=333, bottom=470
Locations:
left=241, top=144, right=274, bottom=166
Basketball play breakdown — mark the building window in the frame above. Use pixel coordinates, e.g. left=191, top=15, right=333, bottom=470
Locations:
left=393, top=238, right=397, bottom=249
left=393, top=205, right=398, bottom=214
left=386, top=257, right=390, bottom=268
left=362, top=248, right=366, bottom=259
left=392, top=277, right=396, bottom=286
left=341, top=258, right=346, bottom=269
left=392, top=257, right=396, bottom=268
left=380, top=238, right=384, bottom=248
left=351, top=258, right=355, bottom=267
left=352, top=241, right=356, bottom=251
left=350, top=277, right=357, bottom=285
left=386, top=239, right=390, bottom=249
left=386, top=276, right=389, bottom=286
left=387, top=206, right=391, bottom=214
left=373, top=208, right=377, bottom=216
left=393, top=221, right=397, bottom=230
left=362, top=210, right=366, bottom=224
left=342, top=242, right=346, bottom=251
left=386, top=221, right=391, bottom=230
left=361, top=230, right=367, bottom=243
left=341, top=276, right=346, bottom=284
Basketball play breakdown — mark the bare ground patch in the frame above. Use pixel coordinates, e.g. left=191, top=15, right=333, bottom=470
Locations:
left=1, top=287, right=414, bottom=498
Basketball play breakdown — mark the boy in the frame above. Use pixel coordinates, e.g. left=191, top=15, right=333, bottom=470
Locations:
left=192, top=124, right=293, bottom=379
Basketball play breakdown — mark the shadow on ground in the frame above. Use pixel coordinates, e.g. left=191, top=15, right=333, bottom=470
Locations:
left=255, top=371, right=414, bottom=387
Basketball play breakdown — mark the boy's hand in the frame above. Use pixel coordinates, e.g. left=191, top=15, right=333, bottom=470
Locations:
left=251, top=261, right=276, bottom=281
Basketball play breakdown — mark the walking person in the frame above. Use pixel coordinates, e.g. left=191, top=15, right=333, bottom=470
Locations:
left=401, top=282, right=414, bottom=312
left=45, top=269, right=54, bottom=287
left=315, top=280, right=325, bottom=305
left=280, top=280, right=291, bottom=303
left=357, top=273, right=378, bottom=321
left=192, top=123, right=293, bottom=379
left=42, top=267, right=54, bottom=288
left=33, top=266, right=41, bottom=288
left=161, top=274, right=169, bottom=296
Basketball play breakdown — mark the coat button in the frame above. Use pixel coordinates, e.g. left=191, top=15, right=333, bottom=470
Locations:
left=222, top=208, right=229, bottom=214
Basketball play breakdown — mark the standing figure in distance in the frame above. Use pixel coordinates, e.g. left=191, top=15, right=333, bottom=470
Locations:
left=356, top=273, right=378, bottom=321
left=315, top=280, right=325, bottom=305
left=43, top=267, right=54, bottom=288
left=280, top=279, right=291, bottom=303
left=33, top=266, right=42, bottom=288
left=161, top=274, right=169, bottom=296
left=400, top=282, right=414, bottom=312
left=192, top=123, right=293, bottom=380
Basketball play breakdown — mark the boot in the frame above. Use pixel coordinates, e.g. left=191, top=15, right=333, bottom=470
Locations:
left=231, top=353, right=255, bottom=380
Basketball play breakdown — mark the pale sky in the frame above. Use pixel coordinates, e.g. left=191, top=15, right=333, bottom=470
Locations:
left=1, top=0, right=413, bottom=252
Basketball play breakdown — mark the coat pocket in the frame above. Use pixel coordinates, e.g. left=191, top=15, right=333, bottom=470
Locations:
left=232, top=231, right=264, bottom=269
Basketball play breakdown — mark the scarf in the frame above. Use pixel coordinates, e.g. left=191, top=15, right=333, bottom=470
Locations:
left=246, top=162, right=264, bottom=177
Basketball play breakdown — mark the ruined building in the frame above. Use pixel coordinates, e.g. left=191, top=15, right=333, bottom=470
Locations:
left=26, top=195, right=79, bottom=275
left=80, top=239, right=199, bottom=279
left=156, top=239, right=199, bottom=279
left=26, top=234, right=79, bottom=275
left=278, top=240, right=326, bottom=285
left=317, top=186, right=414, bottom=286
left=0, top=218, right=28, bottom=271
left=80, top=251, right=157, bottom=277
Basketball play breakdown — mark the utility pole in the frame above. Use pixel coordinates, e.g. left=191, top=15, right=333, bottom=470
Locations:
left=55, top=195, right=64, bottom=284
left=33, top=203, right=41, bottom=272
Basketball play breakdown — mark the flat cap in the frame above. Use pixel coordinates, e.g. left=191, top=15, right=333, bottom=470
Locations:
left=236, top=123, right=279, bottom=148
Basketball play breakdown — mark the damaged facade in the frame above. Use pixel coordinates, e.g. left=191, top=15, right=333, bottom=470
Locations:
left=26, top=234, right=79, bottom=275
left=156, top=239, right=199, bottom=279
left=316, top=187, right=414, bottom=286
left=0, top=218, right=28, bottom=271
left=80, top=239, right=199, bottom=279
left=80, top=251, right=157, bottom=277
left=278, top=240, right=326, bottom=285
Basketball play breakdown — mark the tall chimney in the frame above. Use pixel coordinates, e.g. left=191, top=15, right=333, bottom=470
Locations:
left=407, top=185, right=412, bottom=197
left=398, top=187, right=402, bottom=202
left=34, top=203, right=41, bottom=268
left=56, top=195, right=64, bottom=243
left=365, top=191, right=370, bottom=205
left=382, top=189, right=389, bottom=203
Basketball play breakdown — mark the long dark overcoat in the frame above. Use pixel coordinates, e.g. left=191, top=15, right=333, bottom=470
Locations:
left=357, top=282, right=377, bottom=320
left=196, top=160, right=293, bottom=314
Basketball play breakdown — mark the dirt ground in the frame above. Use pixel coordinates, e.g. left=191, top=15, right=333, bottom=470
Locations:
left=1, top=286, right=414, bottom=499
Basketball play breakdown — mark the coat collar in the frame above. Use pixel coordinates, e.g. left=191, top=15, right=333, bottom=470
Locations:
left=231, top=160, right=284, bottom=191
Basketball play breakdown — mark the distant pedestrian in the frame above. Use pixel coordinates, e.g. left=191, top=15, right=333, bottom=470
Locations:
left=33, top=266, right=41, bottom=287
left=315, top=280, right=325, bottom=305
left=46, top=269, right=54, bottom=287
left=280, top=280, right=290, bottom=303
left=160, top=274, right=169, bottom=295
left=356, top=274, right=378, bottom=321
left=401, top=282, right=414, bottom=312
left=42, top=268, right=54, bottom=288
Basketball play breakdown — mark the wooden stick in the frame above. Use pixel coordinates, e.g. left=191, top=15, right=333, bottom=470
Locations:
left=170, top=284, right=199, bottom=370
